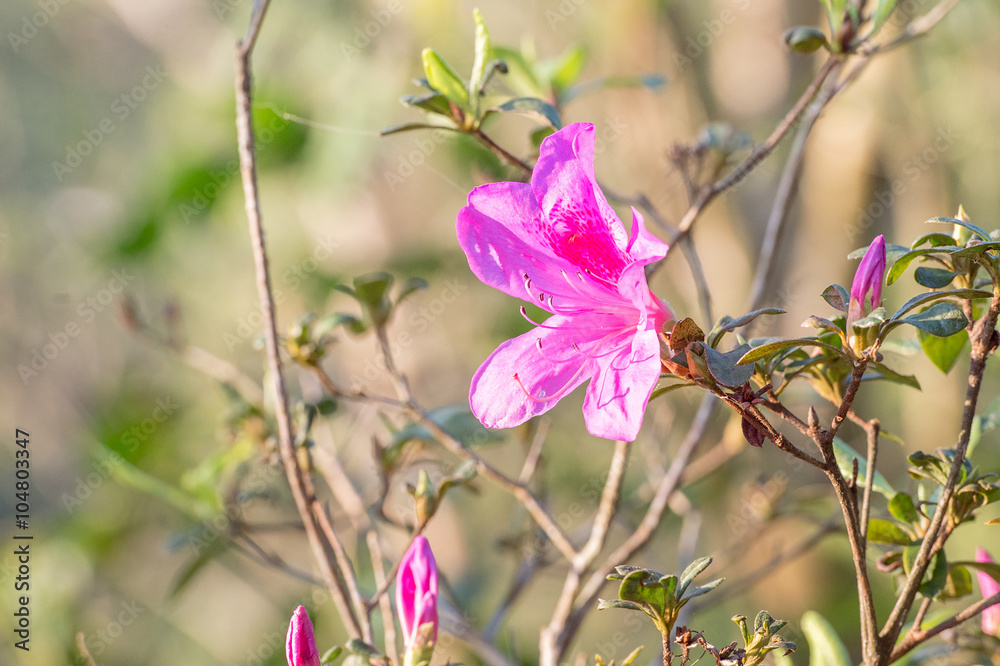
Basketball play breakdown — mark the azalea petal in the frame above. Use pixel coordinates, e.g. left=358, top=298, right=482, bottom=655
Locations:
left=581, top=329, right=661, bottom=441
left=458, top=181, right=588, bottom=310
left=531, top=123, right=630, bottom=282
left=617, top=261, right=673, bottom=333
left=470, top=315, right=602, bottom=429
left=625, top=207, right=669, bottom=266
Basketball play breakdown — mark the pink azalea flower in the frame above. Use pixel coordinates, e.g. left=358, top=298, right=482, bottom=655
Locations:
left=975, top=547, right=1000, bottom=637
left=285, top=605, right=321, bottom=666
left=457, top=123, right=674, bottom=442
left=396, top=535, right=439, bottom=653
left=847, top=234, right=886, bottom=331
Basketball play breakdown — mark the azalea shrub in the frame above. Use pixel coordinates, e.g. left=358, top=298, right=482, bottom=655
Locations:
left=89, top=2, right=1000, bottom=666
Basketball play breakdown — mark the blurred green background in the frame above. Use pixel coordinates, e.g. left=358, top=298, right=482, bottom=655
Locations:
left=2, top=0, right=1000, bottom=664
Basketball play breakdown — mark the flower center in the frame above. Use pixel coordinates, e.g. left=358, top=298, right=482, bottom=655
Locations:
left=545, top=205, right=628, bottom=283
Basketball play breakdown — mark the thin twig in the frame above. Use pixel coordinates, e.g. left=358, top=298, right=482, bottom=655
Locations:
left=234, top=0, right=362, bottom=638
left=665, top=57, right=841, bottom=258
left=859, top=419, right=880, bottom=546
left=889, top=589, right=1000, bottom=662
left=313, top=500, right=374, bottom=645
left=472, top=127, right=533, bottom=175
left=880, top=291, right=1000, bottom=658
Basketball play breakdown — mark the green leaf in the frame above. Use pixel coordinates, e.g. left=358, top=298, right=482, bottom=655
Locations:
left=783, top=26, right=830, bottom=53
left=399, top=91, right=454, bottom=117
left=885, top=288, right=991, bottom=324
left=737, top=337, right=849, bottom=365
left=649, top=381, right=696, bottom=401
left=927, top=216, right=991, bottom=242
left=543, top=44, right=586, bottom=94
left=345, top=639, right=383, bottom=658
left=352, top=272, right=395, bottom=327
left=951, top=560, right=1000, bottom=585
left=913, top=267, right=958, bottom=289
left=597, top=598, right=642, bottom=612
left=939, top=563, right=973, bottom=600
left=620, top=646, right=644, bottom=666
left=422, top=48, right=469, bottom=111
left=888, top=493, right=920, bottom=524
left=681, top=578, right=723, bottom=601
left=397, top=277, right=429, bottom=304
left=865, top=361, right=921, bottom=390
left=678, top=556, right=713, bottom=598
left=321, top=646, right=343, bottom=664
left=832, top=437, right=896, bottom=498
left=800, top=610, right=851, bottom=666
left=918, top=326, right=967, bottom=373
left=886, top=248, right=942, bottom=286
left=911, top=232, right=957, bottom=249
left=920, top=550, right=948, bottom=598
left=469, top=9, right=491, bottom=115
left=488, top=97, right=563, bottom=129
left=867, top=518, right=913, bottom=546
left=896, top=302, right=968, bottom=338
left=869, top=0, right=899, bottom=37
left=948, top=240, right=1000, bottom=259
left=822, top=284, right=850, bottom=312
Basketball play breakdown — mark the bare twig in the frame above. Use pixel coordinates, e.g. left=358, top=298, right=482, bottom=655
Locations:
left=889, top=589, right=1000, bottom=662
left=77, top=632, right=98, bottom=666
left=472, top=127, right=533, bottom=175
left=234, top=0, right=361, bottom=638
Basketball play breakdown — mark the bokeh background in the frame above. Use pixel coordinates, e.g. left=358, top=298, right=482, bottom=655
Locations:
left=2, top=0, right=1000, bottom=664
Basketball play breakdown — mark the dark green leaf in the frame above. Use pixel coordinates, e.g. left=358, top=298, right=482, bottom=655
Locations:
left=345, top=639, right=383, bottom=658
left=897, top=302, right=968, bottom=338
left=939, top=564, right=973, bottom=600
left=488, top=97, right=563, bottom=129
left=422, top=48, right=469, bottom=110
left=649, top=381, right=696, bottom=401
left=397, top=277, right=429, bottom=304
left=927, top=216, right=991, bottom=242
left=867, top=519, right=913, bottom=546
left=918, top=326, right=967, bottom=373
left=822, top=284, right=850, bottom=312
left=702, top=343, right=754, bottom=388
left=913, top=267, right=958, bottom=289
left=886, top=289, right=991, bottom=324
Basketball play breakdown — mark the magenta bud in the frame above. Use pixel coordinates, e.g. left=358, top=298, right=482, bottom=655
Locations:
left=396, top=535, right=439, bottom=665
left=286, top=605, right=321, bottom=666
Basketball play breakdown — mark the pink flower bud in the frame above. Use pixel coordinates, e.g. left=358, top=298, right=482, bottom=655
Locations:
left=286, top=605, right=321, bottom=666
left=396, top=535, right=439, bottom=655
left=975, top=547, right=1000, bottom=637
left=847, top=235, right=886, bottom=331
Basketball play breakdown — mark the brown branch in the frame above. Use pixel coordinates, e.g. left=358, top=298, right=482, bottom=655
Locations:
left=665, top=57, right=841, bottom=257
left=234, top=1, right=362, bottom=639
left=889, top=589, right=1000, bottom=663
left=472, top=127, right=533, bottom=175
left=880, top=291, right=1000, bottom=658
